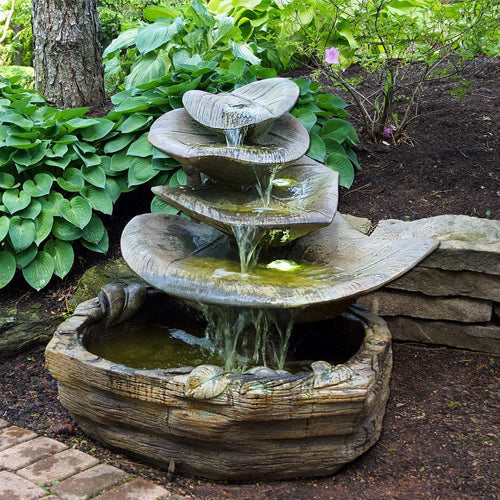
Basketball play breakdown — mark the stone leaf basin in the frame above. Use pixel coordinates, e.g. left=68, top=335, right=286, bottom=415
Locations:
left=147, top=108, right=310, bottom=186
left=152, top=158, right=339, bottom=247
left=45, top=287, right=393, bottom=481
left=121, top=213, right=438, bottom=321
left=182, top=77, right=300, bottom=141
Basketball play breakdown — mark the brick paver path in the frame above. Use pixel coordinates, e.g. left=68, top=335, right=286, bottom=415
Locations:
left=0, top=418, right=187, bottom=500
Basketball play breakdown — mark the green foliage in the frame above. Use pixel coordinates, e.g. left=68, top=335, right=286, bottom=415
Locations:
left=0, top=64, right=358, bottom=290
left=0, top=0, right=33, bottom=67
left=102, top=0, right=283, bottom=91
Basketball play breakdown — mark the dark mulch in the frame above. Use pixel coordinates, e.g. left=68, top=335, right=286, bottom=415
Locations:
left=1, top=57, right=499, bottom=499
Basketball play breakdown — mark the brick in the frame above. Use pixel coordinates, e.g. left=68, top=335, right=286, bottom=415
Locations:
left=94, top=478, right=171, bottom=500
left=0, top=470, right=47, bottom=500
left=50, top=463, right=130, bottom=500
left=17, top=448, right=99, bottom=485
left=0, top=426, right=37, bottom=451
left=0, top=436, right=67, bottom=470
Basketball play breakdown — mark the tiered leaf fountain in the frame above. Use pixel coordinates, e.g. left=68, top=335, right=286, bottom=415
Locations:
left=46, top=78, right=437, bottom=480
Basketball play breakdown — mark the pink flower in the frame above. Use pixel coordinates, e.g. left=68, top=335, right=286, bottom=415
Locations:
left=325, top=47, right=340, bottom=65
left=383, top=125, right=396, bottom=138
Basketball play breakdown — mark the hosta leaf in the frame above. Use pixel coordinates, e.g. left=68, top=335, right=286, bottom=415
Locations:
left=230, top=41, right=260, bottom=65
left=0, top=250, right=16, bottom=288
left=34, top=211, right=54, bottom=245
left=315, top=93, right=348, bottom=111
left=168, top=168, right=187, bottom=187
left=46, top=143, right=68, bottom=158
left=52, top=217, right=83, bottom=241
left=110, top=151, right=132, bottom=172
left=0, top=215, right=9, bottom=241
left=39, top=192, right=64, bottom=215
left=0, top=112, right=33, bottom=129
left=326, top=152, right=355, bottom=188
left=82, top=214, right=105, bottom=243
left=44, top=240, right=74, bottom=278
left=143, top=5, right=181, bottom=21
left=8, top=216, right=36, bottom=251
left=23, top=173, right=54, bottom=197
left=81, top=228, right=108, bottom=254
left=81, top=186, right=113, bottom=215
left=6, top=135, right=40, bottom=149
left=45, top=153, right=73, bottom=169
left=127, top=132, right=153, bottom=157
left=125, top=51, right=171, bottom=89
left=82, top=165, right=106, bottom=188
left=291, top=108, right=317, bottom=132
left=58, top=196, right=92, bottom=229
left=104, top=178, right=122, bottom=203
left=135, top=17, right=185, bottom=55
left=15, top=243, right=38, bottom=269
left=128, top=157, right=158, bottom=187
left=54, top=134, right=78, bottom=145
left=65, top=117, right=100, bottom=132
left=118, top=113, right=152, bottom=133
left=322, top=119, right=359, bottom=146
left=22, top=251, right=54, bottom=291
left=307, top=132, right=326, bottom=162
left=57, top=168, right=85, bottom=192
left=113, top=97, right=150, bottom=114
left=3, top=189, right=31, bottom=214
left=0, top=172, right=16, bottom=189
left=80, top=118, right=115, bottom=141
left=103, top=28, right=138, bottom=58
left=104, top=133, right=135, bottom=154
left=151, top=195, right=179, bottom=214
left=17, top=199, right=42, bottom=219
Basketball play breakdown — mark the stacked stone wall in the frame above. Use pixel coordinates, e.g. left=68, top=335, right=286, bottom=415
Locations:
left=357, top=215, right=500, bottom=354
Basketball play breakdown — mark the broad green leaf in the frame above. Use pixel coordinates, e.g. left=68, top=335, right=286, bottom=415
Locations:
left=315, top=93, right=348, bottom=111
left=326, top=152, right=355, bottom=188
left=15, top=244, right=38, bottom=269
left=80, top=118, right=115, bottom=141
left=113, top=97, right=150, bottom=114
left=57, top=168, right=85, bottom=192
left=65, top=117, right=100, bottom=131
left=44, top=240, right=74, bottom=278
left=58, top=196, right=92, bottom=229
left=127, top=132, right=153, bottom=157
left=81, top=229, right=108, bottom=254
left=110, top=151, right=131, bottom=172
left=55, top=107, right=88, bottom=121
left=125, top=51, right=172, bottom=89
left=118, top=114, right=152, bottom=133
left=34, top=210, right=54, bottom=245
left=151, top=195, right=179, bottom=214
left=74, top=150, right=101, bottom=168
left=104, top=178, right=122, bottom=203
left=22, top=251, right=54, bottom=290
left=82, top=214, right=105, bottom=244
left=0, top=215, right=9, bottom=241
left=0, top=251, right=16, bottom=288
left=17, top=199, right=42, bottom=219
left=6, top=135, right=40, bottom=149
left=82, top=165, right=106, bottom=188
left=291, top=109, right=317, bottom=132
left=39, top=192, right=64, bottom=216
left=143, top=5, right=181, bottom=21
left=0, top=172, right=16, bottom=189
left=81, top=186, right=113, bottom=215
left=168, top=168, right=187, bottom=187
left=45, top=153, right=74, bottom=169
left=307, top=133, right=326, bottom=162
left=0, top=112, right=33, bottom=129
left=23, top=173, right=54, bottom=197
left=47, top=143, right=68, bottom=158
left=128, top=157, right=158, bottom=187
left=54, top=134, right=78, bottom=145
left=3, top=189, right=31, bottom=214
left=322, top=119, right=359, bottom=146
left=230, top=41, right=260, bottom=65
left=103, top=134, right=135, bottom=154
left=8, top=216, right=36, bottom=251
left=52, top=218, right=83, bottom=241
left=135, top=17, right=185, bottom=55
left=103, top=28, right=139, bottom=58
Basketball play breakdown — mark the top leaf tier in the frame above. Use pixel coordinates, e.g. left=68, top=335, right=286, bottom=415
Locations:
left=182, top=78, right=300, bottom=141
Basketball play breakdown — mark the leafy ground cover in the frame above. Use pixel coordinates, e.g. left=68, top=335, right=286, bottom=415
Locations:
left=0, top=57, right=498, bottom=499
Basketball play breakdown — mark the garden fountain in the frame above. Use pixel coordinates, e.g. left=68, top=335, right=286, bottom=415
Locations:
left=46, top=78, right=438, bottom=480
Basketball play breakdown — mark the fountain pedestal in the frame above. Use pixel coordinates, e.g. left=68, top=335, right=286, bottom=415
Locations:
left=46, top=288, right=392, bottom=480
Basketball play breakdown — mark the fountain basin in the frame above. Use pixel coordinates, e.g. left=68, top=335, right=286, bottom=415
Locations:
left=45, top=287, right=392, bottom=481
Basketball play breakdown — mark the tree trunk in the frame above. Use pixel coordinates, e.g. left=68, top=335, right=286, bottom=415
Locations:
left=31, top=0, right=106, bottom=110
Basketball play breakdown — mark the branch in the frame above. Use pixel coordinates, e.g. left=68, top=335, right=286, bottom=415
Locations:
left=0, top=0, right=16, bottom=44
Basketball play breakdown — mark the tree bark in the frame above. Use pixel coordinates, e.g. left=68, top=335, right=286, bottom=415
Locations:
left=31, top=0, right=106, bottom=110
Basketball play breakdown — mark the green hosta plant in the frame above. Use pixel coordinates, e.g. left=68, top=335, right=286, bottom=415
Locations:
left=0, top=61, right=359, bottom=290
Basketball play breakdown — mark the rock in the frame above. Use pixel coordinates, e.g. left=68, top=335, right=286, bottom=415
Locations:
left=372, top=215, right=500, bottom=274
left=357, top=289, right=492, bottom=323
left=387, top=266, right=500, bottom=301
left=68, top=258, right=147, bottom=310
left=0, top=304, right=61, bottom=359
left=385, top=316, right=500, bottom=354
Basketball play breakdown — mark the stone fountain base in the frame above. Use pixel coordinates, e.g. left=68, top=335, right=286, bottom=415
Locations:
left=45, top=286, right=392, bottom=481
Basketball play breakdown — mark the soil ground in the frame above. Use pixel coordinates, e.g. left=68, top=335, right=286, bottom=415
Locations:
left=1, top=57, right=499, bottom=499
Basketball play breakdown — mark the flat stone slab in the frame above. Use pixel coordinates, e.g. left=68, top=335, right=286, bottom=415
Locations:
left=358, top=289, right=492, bottom=323
left=372, top=215, right=500, bottom=274
left=0, top=470, right=47, bottom=500
left=94, top=478, right=171, bottom=500
left=50, top=463, right=130, bottom=500
left=17, top=448, right=99, bottom=485
left=387, top=266, right=500, bottom=301
left=0, top=436, right=67, bottom=470
left=386, top=316, right=500, bottom=354
left=0, top=426, right=37, bottom=452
